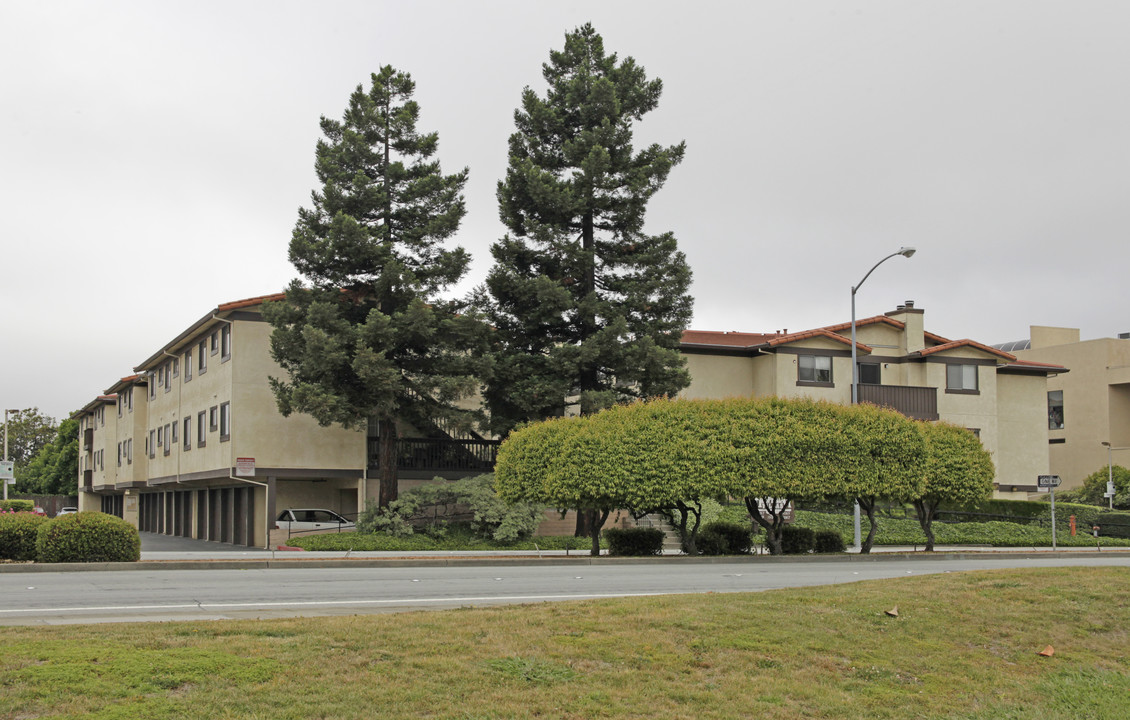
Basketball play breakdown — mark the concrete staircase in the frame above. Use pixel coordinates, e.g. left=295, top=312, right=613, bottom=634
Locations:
left=635, top=513, right=684, bottom=553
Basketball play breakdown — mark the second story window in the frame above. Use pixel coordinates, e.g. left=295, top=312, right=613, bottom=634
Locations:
left=184, top=349, right=193, bottom=382
left=221, top=324, right=232, bottom=361
left=945, top=364, right=979, bottom=393
left=1048, top=390, right=1064, bottom=429
left=198, top=340, right=208, bottom=375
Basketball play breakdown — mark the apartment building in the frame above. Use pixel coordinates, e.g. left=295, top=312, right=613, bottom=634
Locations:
left=75, top=293, right=498, bottom=547
left=679, top=302, right=1066, bottom=497
left=997, top=326, right=1130, bottom=490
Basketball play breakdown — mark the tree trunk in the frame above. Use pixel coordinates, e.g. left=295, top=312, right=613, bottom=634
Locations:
left=674, top=500, right=702, bottom=555
left=745, top=496, right=786, bottom=555
left=377, top=418, right=399, bottom=508
left=857, top=496, right=878, bottom=554
left=574, top=508, right=595, bottom=538
left=578, top=212, right=599, bottom=415
left=914, top=499, right=936, bottom=551
left=590, top=509, right=609, bottom=556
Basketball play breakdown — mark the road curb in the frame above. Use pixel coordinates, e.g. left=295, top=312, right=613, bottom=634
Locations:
left=2, top=549, right=1127, bottom=573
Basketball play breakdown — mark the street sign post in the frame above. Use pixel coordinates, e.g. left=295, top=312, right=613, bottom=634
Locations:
left=1038, top=475, right=1062, bottom=550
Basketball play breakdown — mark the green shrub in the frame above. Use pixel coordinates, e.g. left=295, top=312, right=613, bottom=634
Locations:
left=356, top=474, right=545, bottom=542
left=813, top=529, right=847, bottom=554
left=1, top=499, right=34, bottom=512
left=699, top=520, right=753, bottom=555
left=780, top=526, right=815, bottom=554
left=695, top=528, right=728, bottom=556
left=36, top=512, right=140, bottom=563
left=1096, top=511, right=1130, bottom=539
left=0, top=511, right=50, bottom=561
left=605, top=527, right=664, bottom=556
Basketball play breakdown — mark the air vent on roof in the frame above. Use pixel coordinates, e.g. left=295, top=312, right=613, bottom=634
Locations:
left=905, top=300, right=915, bottom=308
left=1119, top=332, right=1130, bottom=340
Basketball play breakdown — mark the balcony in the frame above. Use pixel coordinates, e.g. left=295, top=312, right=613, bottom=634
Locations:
left=857, top=384, right=938, bottom=421
left=368, top=437, right=500, bottom=474
left=83, top=428, right=94, bottom=452
left=82, top=470, right=93, bottom=491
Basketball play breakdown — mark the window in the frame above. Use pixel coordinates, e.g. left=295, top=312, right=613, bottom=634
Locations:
left=127, top=387, right=133, bottom=412
left=857, top=362, right=881, bottom=385
left=221, top=324, right=231, bottom=361
left=170, top=421, right=178, bottom=445
left=219, top=401, right=231, bottom=441
left=163, top=424, right=171, bottom=456
left=1048, top=390, right=1064, bottom=430
left=117, top=442, right=122, bottom=467
left=184, top=350, right=193, bottom=382
left=164, top=361, right=172, bottom=393
left=197, top=411, right=207, bottom=448
left=198, top=340, right=208, bottom=375
left=798, top=355, right=833, bottom=384
left=149, top=373, right=156, bottom=399
left=209, top=405, right=218, bottom=432
left=149, top=429, right=155, bottom=459
left=157, top=426, right=163, bottom=447
left=946, top=364, right=979, bottom=393
left=210, top=330, right=219, bottom=356
left=172, top=358, right=179, bottom=378
left=126, top=438, right=132, bottom=464
left=183, top=417, right=191, bottom=451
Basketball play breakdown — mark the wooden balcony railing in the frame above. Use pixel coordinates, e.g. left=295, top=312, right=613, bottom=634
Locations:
left=857, top=384, right=939, bottom=421
left=82, top=469, right=93, bottom=491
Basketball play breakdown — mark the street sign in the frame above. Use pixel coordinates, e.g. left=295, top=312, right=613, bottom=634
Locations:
left=235, top=457, right=256, bottom=477
left=1037, top=475, right=1061, bottom=491
left=0, top=460, right=13, bottom=480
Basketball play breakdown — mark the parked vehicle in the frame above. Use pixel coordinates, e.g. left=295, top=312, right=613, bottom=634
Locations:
left=56, top=507, right=78, bottom=516
left=274, top=508, right=354, bottom=534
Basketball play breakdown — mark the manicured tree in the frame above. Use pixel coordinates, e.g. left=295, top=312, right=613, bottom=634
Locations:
left=264, top=66, right=487, bottom=508
left=724, top=398, right=855, bottom=555
left=591, top=399, right=729, bottom=555
left=483, top=25, right=693, bottom=522
left=914, top=422, right=995, bottom=551
left=838, top=403, right=928, bottom=554
left=18, top=417, right=79, bottom=495
left=495, top=415, right=614, bottom=556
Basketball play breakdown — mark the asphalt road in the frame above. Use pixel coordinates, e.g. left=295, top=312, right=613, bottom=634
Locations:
left=2, top=554, right=1128, bottom=625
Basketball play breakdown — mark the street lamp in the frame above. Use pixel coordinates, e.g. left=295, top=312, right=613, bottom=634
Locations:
left=1100, top=441, right=1129, bottom=510
left=3, top=408, right=23, bottom=502
left=849, top=247, right=916, bottom=550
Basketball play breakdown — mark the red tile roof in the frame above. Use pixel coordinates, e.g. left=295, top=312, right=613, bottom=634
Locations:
left=681, top=330, right=776, bottom=348
left=763, top=328, right=871, bottom=352
left=217, top=292, right=287, bottom=312
left=915, top=339, right=1016, bottom=361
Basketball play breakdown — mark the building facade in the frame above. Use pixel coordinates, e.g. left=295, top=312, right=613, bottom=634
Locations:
left=76, top=294, right=496, bottom=547
left=680, top=303, right=1065, bottom=497
left=998, top=326, right=1130, bottom=491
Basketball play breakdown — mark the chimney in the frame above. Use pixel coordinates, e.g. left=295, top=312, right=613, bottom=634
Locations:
left=886, top=301, right=925, bottom=354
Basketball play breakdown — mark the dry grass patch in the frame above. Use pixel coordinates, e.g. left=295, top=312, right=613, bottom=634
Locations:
left=0, top=567, right=1128, bottom=719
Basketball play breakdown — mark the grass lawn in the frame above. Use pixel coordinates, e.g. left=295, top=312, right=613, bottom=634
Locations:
left=2, top=567, right=1129, bottom=719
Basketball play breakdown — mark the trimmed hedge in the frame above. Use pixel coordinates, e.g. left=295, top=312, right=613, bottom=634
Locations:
left=1096, top=511, right=1130, bottom=539
left=36, top=512, right=140, bottom=563
left=0, top=511, right=49, bottom=561
left=814, top=529, right=847, bottom=554
left=1, top=500, right=34, bottom=512
left=698, top=521, right=753, bottom=555
left=780, top=526, right=815, bottom=554
left=605, top=527, right=665, bottom=556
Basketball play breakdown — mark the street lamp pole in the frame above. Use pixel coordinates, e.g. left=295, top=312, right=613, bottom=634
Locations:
left=1100, top=442, right=1129, bottom=510
left=849, top=247, right=916, bottom=551
left=3, top=408, right=16, bottom=502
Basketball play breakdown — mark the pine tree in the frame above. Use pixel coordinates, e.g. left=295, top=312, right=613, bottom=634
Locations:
left=264, top=66, right=486, bottom=507
left=484, top=23, right=693, bottom=432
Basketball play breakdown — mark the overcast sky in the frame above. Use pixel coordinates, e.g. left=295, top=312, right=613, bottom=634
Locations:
left=3, top=1, right=1128, bottom=424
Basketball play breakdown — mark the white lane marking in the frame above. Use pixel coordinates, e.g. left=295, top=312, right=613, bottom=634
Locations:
left=0, top=592, right=668, bottom=615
